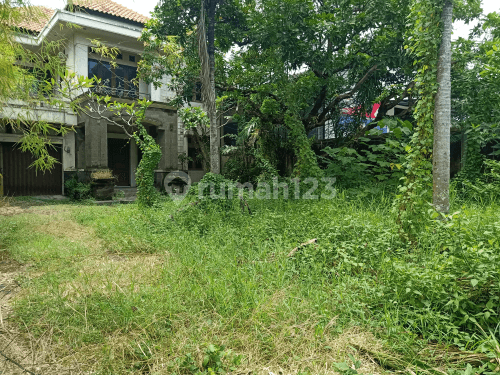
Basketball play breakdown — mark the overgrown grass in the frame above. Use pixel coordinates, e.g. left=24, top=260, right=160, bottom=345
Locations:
left=1, top=189, right=499, bottom=374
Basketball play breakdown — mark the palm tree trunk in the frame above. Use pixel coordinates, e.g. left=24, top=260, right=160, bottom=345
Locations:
left=433, top=0, right=453, bottom=214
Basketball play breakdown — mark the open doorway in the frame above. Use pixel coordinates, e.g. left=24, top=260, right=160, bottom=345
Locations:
left=108, top=138, right=130, bottom=186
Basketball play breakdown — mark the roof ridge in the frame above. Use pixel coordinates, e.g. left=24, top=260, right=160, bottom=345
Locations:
left=67, top=0, right=149, bottom=24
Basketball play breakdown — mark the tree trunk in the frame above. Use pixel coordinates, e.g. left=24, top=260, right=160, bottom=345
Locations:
left=207, top=0, right=220, bottom=174
left=433, top=0, right=453, bottom=214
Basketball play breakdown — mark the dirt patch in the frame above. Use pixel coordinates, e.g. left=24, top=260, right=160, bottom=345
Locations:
left=0, top=206, right=27, bottom=217
left=0, top=251, right=22, bottom=273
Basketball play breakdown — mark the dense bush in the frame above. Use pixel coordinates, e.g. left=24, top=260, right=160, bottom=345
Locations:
left=321, top=120, right=411, bottom=188
left=288, top=205, right=500, bottom=348
left=64, top=175, right=92, bottom=200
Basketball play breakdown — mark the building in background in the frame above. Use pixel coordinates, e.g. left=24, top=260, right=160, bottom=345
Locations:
left=0, top=0, right=209, bottom=196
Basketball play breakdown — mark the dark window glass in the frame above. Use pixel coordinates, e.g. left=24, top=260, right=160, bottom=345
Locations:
left=129, top=55, right=135, bottom=62
left=88, top=58, right=138, bottom=98
left=116, top=53, right=123, bottom=60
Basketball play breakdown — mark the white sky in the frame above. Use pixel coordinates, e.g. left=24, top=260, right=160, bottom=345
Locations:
left=31, top=0, right=500, bottom=41
left=453, top=0, right=500, bottom=40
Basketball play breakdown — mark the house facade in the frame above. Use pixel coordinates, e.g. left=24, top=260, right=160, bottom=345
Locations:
left=0, top=0, right=208, bottom=196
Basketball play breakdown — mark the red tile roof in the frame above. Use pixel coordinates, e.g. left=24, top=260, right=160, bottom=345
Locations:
left=15, top=6, right=55, bottom=34
left=68, top=0, right=149, bottom=24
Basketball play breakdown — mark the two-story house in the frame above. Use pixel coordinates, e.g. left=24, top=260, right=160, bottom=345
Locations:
left=0, top=0, right=207, bottom=196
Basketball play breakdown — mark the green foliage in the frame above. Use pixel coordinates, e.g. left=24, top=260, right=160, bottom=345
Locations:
left=454, top=123, right=500, bottom=202
left=332, top=354, right=362, bottom=375
left=64, top=176, right=92, bottom=201
left=179, top=107, right=210, bottom=171
left=288, top=204, right=500, bottom=348
left=322, top=120, right=411, bottom=188
left=285, top=111, right=323, bottom=178
left=193, top=172, right=237, bottom=212
left=222, top=146, right=278, bottom=185
left=4, top=191, right=500, bottom=372
left=178, top=344, right=242, bottom=375
left=144, top=0, right=420, bottom=177
left=456, top=159, right=500, bottom=203
left=132, top=101, right=162, bottom=208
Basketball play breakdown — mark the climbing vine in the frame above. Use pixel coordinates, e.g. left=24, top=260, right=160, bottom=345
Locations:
left=395, top=0, right=442, bottom=234
left=133, top=101, right=162, bottom=207
left=284, top=112, right=322, bottom=178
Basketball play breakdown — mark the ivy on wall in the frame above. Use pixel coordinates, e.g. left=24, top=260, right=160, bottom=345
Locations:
left=132, top=101, right=162, bottom=207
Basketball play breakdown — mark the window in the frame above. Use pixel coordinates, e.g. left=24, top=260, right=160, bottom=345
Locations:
left=129, top=55, right=136, bottom=62
left=116, top=53, right=123, bottom=60
left=88, top=58, right=138, bottom=98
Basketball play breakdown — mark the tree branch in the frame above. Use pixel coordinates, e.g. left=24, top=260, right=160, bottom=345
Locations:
left=317, top=64, right=378, bottom=125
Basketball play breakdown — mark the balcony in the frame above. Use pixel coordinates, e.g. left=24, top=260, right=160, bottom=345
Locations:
left=88, top=58, right=149, bottom=101
left=89, top=83, right=150, bottom=100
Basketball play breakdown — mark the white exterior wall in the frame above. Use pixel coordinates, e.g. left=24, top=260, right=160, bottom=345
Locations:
left=74, top=34, right=90, bottom=78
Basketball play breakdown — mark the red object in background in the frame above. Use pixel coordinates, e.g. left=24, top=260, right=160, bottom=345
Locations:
left=342, top=103, right=380, bottom=119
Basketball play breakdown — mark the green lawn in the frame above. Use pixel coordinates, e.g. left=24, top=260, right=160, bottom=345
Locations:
left=0, top=192, right=499, bottom=374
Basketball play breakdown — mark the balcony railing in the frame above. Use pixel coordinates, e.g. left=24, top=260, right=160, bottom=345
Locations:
left=89, top=85, right=151, bottom=100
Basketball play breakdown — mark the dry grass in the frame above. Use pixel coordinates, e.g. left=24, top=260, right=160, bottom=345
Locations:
left=59, top=254, right=165, bottom=301
left=91, top=169, right=115, bottom=180
left=0, top=196, right=27, bottom=216
left=34, top=219, right=102, bottom=247
left=59, top=320, right=387, bottom=375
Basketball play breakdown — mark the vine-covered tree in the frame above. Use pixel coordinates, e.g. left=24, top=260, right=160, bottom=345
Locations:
left=433, top=0, right=453, bottom=214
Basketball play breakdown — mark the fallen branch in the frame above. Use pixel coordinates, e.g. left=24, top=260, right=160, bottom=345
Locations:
left=287, top=238, right=317, bottom=257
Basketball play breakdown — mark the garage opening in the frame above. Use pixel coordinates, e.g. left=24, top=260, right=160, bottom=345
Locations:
left=1, top=142, right=63, bottom=196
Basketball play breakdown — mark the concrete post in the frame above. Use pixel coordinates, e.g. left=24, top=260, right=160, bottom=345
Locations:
left=85, top=119, right=108, bottom=168
left=62, top=132, right=76, bottom=170
left=130, top=140, right=138, bottom=187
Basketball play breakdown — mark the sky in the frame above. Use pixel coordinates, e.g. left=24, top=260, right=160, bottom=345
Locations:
left=31, top=0, right=500, bottom=41
left=453, top=0, right=500, bottom=40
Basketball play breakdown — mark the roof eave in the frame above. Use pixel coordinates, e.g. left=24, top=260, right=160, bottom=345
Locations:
left=14, top=9, right=144, bottom=46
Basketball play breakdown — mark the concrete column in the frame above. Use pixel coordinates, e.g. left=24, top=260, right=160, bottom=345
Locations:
left=75, top=126, right=85, bottom=170
left=139, top=80, right=149, bottom=100
left=157, top=113, right=178, bottom=170
left=62, top=131, right=76, bottom=170
left=130, top=140, right=138, bottom=187
left=85, top=119, right=108, bottom=168
left=151, top=84, right=161, bottom=102
left=158, top=129, right=167, bottom=170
